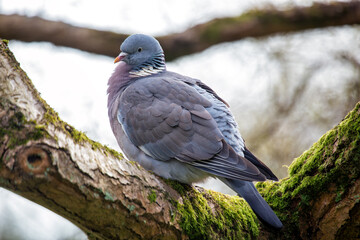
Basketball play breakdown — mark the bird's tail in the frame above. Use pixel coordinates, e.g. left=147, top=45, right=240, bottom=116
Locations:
left=221, top=178, right=283, bottom=229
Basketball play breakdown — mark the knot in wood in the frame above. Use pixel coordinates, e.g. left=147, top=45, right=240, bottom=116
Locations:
left=18, top=146, right=50, bottom=175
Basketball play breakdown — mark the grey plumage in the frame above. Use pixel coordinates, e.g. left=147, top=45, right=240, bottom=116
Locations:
left=108, top=34, right=283, bottom=229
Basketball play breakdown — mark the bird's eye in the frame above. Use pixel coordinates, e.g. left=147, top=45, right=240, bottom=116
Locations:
left=137, top=47, right=142, bottom=52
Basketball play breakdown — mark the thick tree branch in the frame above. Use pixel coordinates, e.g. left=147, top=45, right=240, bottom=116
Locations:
left=1, top=1, right=360, bottom=61
left=256, top=100, right=360, bottom=239
left=0, top=40, right=359, bottom=239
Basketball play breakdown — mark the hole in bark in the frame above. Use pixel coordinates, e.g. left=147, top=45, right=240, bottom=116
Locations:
left=18, top=146, right=51, bottom=174
left=27, top=154, right=43, bottom=167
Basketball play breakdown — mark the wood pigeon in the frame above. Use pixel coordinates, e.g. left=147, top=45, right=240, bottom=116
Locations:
left=107, top=34, right=283, bottom=229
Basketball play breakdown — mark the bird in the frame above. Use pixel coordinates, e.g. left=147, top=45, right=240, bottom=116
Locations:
left=107, top=33, right=283, bottom=229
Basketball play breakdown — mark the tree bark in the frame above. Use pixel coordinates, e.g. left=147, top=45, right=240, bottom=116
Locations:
left=0, top=40, right=359, bottom=239
left=1, top=1, right=360, bottom=61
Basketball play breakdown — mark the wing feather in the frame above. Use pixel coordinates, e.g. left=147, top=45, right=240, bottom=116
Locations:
left=118, top=75, right=267, bottom=181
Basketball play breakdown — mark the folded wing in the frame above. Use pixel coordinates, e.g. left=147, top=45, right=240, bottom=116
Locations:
left=118, top=76, right=267, bottom=181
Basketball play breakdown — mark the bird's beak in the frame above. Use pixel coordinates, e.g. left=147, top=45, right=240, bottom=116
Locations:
left=114, top=52, right=128, bottom=63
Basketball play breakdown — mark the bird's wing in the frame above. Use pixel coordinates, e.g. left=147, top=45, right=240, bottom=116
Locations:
left=243, top=147, right=279, bottom=181
left=118, top=76, right=265, bottom=181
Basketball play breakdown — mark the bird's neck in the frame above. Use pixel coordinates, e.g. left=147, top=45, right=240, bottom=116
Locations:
left=107, top=54, right=166, bottom=117
left=107, top=62, right=132, bottom=115
left=107, top=53, right=166, bottom=117
left=129, top=53, right=166, bottom=78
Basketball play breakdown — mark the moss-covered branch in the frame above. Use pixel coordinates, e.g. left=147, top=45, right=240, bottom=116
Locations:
left=1, top=39, right=359, bottom=239
left=257, top=101, right=360, bottom=239
left=1, top=1, right=360, bottom=61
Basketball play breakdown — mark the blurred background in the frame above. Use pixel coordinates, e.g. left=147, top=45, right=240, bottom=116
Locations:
left=0, top=0, right=359, bottom=239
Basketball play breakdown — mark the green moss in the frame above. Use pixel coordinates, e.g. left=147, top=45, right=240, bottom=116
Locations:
left=67, top=126, right=88, bottom=143
left=127, top=160, right=144, bottom=170
left=64, top=124, right=124, bottom=160
left=256, top=102, right=360, bottom=236
left=43, top=108, right=60, bottom=125
left=166, top=180, right=259, bottom=240
left=208, top=190, right=259, bottom=237
left=0, top=106, right=49, bottom=149
left=163, top=179, right=193, bottom=196
left=43, top=106, right=124, bottom=160
left=32, top=125, right=48, bottom=138
left=10, top=111, right=26, bottom=129
left=147, top=190, right=157, bottom=203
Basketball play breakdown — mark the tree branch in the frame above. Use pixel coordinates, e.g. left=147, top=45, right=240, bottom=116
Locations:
left=1, top=1, right=360, bottom=61
left=0, top=40, right=359, bottom=239
left=256, top=101, right=360, bottom=239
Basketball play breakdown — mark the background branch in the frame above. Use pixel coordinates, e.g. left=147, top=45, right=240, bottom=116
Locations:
left=1, top=1, right=360, bottom=61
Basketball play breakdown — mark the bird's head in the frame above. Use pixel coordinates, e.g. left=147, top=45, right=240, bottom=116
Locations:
left=114, top=34, right=164, bottom=69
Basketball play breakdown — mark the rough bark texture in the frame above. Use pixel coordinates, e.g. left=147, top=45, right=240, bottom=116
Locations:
left=1, top=1, right=360, bottom=61
left=0, top=40, right=359, bottom=239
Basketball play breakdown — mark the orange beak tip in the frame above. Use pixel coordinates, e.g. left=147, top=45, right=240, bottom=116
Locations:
left=114, top=56, right=121, bottom=64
